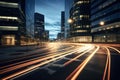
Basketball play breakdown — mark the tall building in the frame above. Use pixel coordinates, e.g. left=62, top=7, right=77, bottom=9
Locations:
left=0, top=0, right=35, bottom=45
left=65, top=0, right=74, bottom=39
left=61, top=11, right=65, bottom=39
left=0, top=0, right=26, bottom=45
left=69, top=0, right=92, bottom=42
left=34, top=13, right=45, bottom=41
left=25, top=0, right=35, bottom=38
left=91, top=0, right=120, bottom=42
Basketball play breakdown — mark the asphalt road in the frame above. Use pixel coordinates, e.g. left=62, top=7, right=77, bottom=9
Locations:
left=0, top=42, right=120, bottom=80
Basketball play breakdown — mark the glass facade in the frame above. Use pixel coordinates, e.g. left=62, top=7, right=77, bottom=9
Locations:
left=69, top=0, right=92, bottom=42
left=25, top=0, right=35, bottom=38
left=91, top=0, right=120, bottom=43
left=65, top=0, right=73, bottom=39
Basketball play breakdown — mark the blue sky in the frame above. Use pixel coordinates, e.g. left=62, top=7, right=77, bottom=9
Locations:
left=35, top=0, right=65, bottom=39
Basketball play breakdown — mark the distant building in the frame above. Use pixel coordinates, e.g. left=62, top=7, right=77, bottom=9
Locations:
left=65, top=0, right=73, bottom=39
left=57, top=33, right=63, bottom=40
left=0, top=0, right=26, bottom=45
left=0, top=0, right=35, bottom=45
left=69, top=0, right=92, bottom=42
left=25, top=0, right=35, bottom=38
left=91, top=0, right=120, bottom=43
left=43, top=30, right=49, bottom=41
left=34, top=13, right=45, bottom=41
left=61, top=11, right=65, bottom=39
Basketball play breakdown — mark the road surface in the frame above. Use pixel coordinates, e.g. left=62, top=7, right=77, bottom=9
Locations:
left=0, top=42, right=120, bottom=80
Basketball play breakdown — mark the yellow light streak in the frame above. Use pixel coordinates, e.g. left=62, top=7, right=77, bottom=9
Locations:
left=66, top=46, right=99, bottom=80
left=2, top=46, right=82, bottom=80
left=64, top=46, right=94, bottom=66
left=103, top=47, right=111, bottom=80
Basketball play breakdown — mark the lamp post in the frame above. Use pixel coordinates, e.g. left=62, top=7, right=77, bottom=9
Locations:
left=99, top=21, right=107, bottom=42
left=67, top=18, right=74, bottom=41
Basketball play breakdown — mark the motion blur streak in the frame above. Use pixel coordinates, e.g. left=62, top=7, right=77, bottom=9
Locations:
left=108, top=47, right=120, bottom=54
left=102, top=47, right=111, bottom=80
left=2, top=46, right=84, bottom=80
left=66, top=46, right=99, bottom=80
left=0, top=46, right=74, bottom=70
left=64, top=45, right=94, bottom=66
left=0, top=47, right=75, bottom=74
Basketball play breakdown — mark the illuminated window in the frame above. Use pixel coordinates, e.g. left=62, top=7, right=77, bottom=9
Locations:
left=0, top=16, right=18, bottom=20
left=86, top=25, right=90, bottom=28
left=77, top=1, right=83, bottom=4
left=76, top=26, right=81, bottom=28
left=80, top=15, right=89, bottom=19
left=77, top=1, right=89, bottom=4
left=76, top=30, right=87, bottom=32
left=0, top=26, right=18, bottom=31
left=73, top=10, right=79, bottom=15
left=0, top=1, right=18, bottom=8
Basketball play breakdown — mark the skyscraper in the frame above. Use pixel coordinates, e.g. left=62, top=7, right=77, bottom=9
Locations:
left=25, top=0, right=35, bottom=38
left=91, top=0, right=120, bottom=42
left=34, top=13, right=45, bottom=41
left=61, top=11, right=65, bottom=39
left=65, top=0, right=74, bottom=39
left=69, top=0, right=91, bottom=42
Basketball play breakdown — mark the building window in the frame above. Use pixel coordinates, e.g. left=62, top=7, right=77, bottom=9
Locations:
left=0, top=16, right=18, bottom=20
left=76, top=30, right=87, bottom=32
left=0, top=26, right=18, bottom=31
left=80, top=15, right=89, bottom=20
left=0, top=1, right=18, bottom=8
left=77, top=1, right=89, bottom=4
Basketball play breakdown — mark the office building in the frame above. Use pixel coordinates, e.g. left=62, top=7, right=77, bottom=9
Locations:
left=0, top=0, right=26, bottom=45
left=0, top=0, right=35, bottom=45
left=61, top=11, right=65, bottom=39
left=91, top=0, right=120, bottom=42
left=69, top=0, right=92, bottom=42
left=65, top=0, right=74, bottom=39
left=34, top=13, right=45, bottom=41
left=25, top=0, right=35, bottom=38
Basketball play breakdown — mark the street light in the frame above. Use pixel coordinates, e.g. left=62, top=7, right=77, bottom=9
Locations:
left=100, top=21, right=105, bottom=26
left=99, top=21, right=107, bottom=42
left=68, top=18, right=73, bottom=24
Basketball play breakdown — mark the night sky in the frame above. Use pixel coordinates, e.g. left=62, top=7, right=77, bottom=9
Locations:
left=35, top=0, right=65, bottom=39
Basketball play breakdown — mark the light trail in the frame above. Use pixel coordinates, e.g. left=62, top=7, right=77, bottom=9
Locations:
left=108, top=46, right=120, bottom=54
left=66, top=46, right=99, bottom=80
left=0, top=46, right=55, bottom=64
left=102, top=47, right=111, bottom=80
left=0, top=46, right=75, bottom=70
left=64, top=46, right=94, bottom=66
left=102, top=47, right=109, bottom=80
left=2, top=46, right=85, bottom=80
left=0, top=46, right=78, bottom=74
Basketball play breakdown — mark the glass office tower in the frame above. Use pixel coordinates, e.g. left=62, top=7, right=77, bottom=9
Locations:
left=91, top=0, right=120, bottom=42
left=69, top=0, right=91, bottom=42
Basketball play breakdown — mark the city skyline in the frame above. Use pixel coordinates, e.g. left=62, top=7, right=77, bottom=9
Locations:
left=35, top=0, right=65, bottom=39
